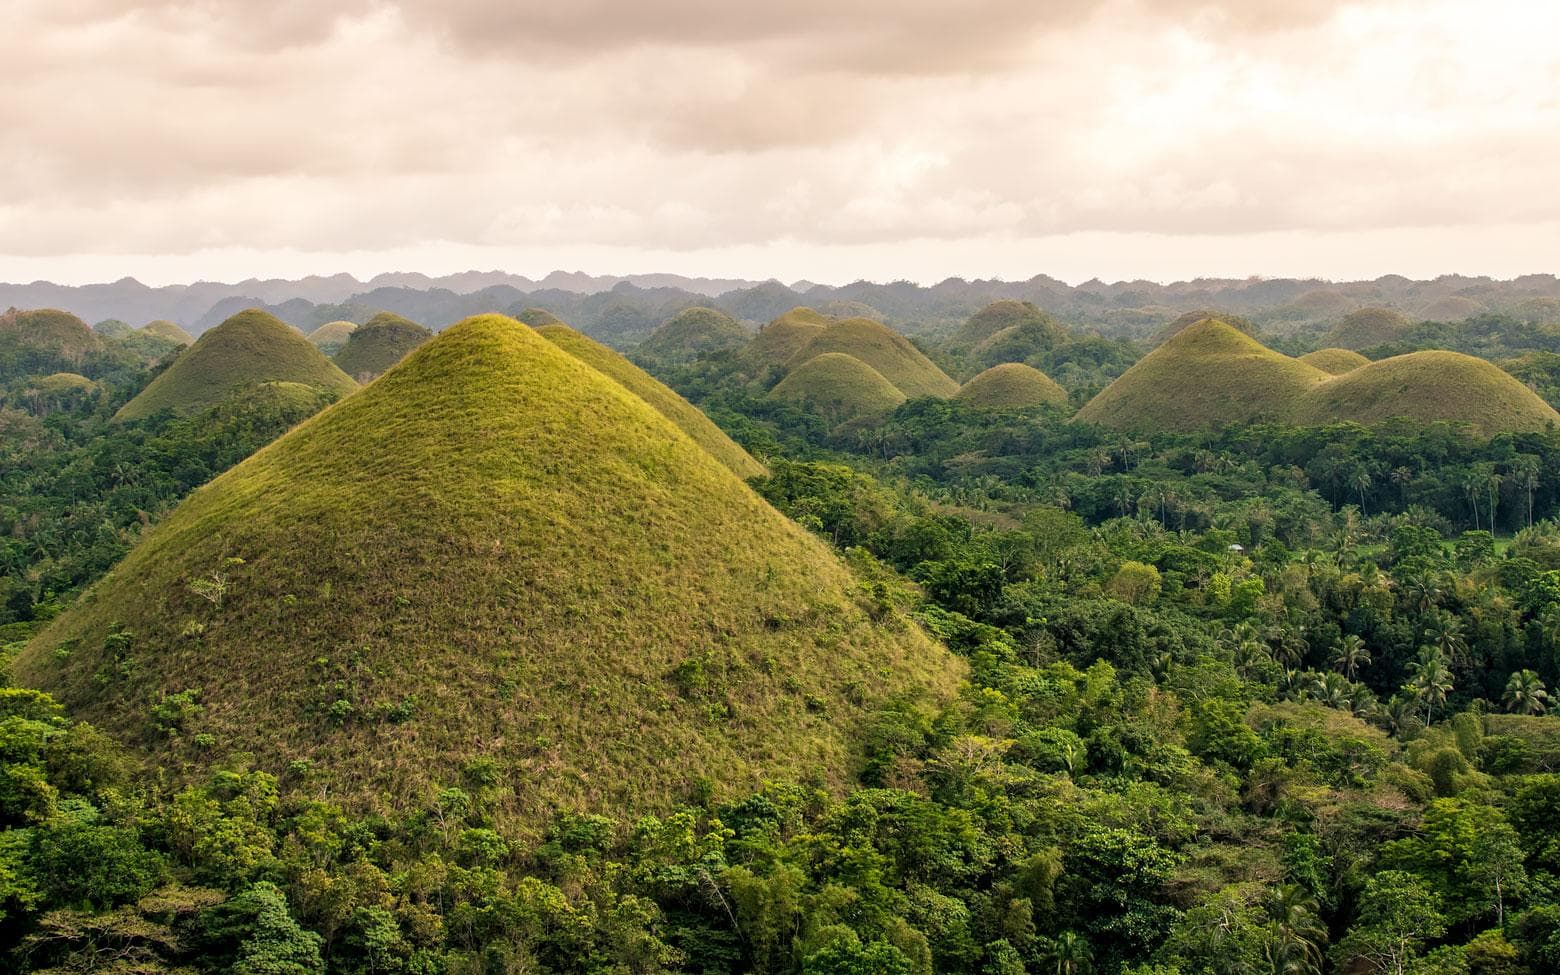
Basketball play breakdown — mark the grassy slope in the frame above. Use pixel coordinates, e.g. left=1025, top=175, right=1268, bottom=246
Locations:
left=536, top=324, right=766, bottom=479
left=29, top=372, right=97, bottom=394
left=636, top=307, right=750, bottom=363
left=332, top=312, right=434, bottom=382
left=307, top=321, right=358, bottom=356
left=116, top=310, right=358, bottom=421
left=1298, top=348, right=1370, bottom=375
left=955, top=363, right=1068, bottom=409
left=1293, top=350, right=1560, bottom=436
left=1324, top=307, right=1413, bottom=349
left=787, top=318, right=959, bottom=399
left=951, top=300, right=1059, bottom=349
left=742, top=308, right=833, bottom=372
left=141, top=320, right=194, bottom=346
left=18, top=315, right=960, bottom=829
left=770, top=352, right=908, bottom=421
left=3, top=309, right=103, bottom=361
left=1076, top=319, right=1330, bottom=432
left=1150, top=310, right=1257, bottom=347
left=515, top=307, right=566, bottom=328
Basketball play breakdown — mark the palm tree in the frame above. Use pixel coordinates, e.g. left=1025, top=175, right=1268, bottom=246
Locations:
left=1391, top=466, right=1415, bottom=505
left=1425, top=610, right=1469, bottom=667
left=1349, top=469, right=1372, bottom=514
left=1513, top=455, right=1541, bottom=528
left=1461, top=471, right=1483, bottom=530
left=1503, top=669, right=1551, bottom=715
left=1487, top=470, right=1503, bottom=533
left=1310, top=672, right=1353, bottom=711
left=1332, top=634, right=1371, bottom=680
left=1266, top=885, right=1326, bottom=975
left=1044, top=931, right=1092, bottom=975
left=1407, top=646, right=1454, bottom=727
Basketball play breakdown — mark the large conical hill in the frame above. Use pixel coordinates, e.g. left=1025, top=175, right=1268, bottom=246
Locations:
left=741, top=307, right=833, bottom=372
left=1076, top=319, right=1329, bottom=432
left=636, top=307, right=750, bottom=364
left=769, top=352, right=908, bottom=423
left=332, top=311, right=433, bottom=381
left=535, top=323, right=764, bottom=479
left=955, top=363, right=1068, bottom=410
left=1292, top=351, right=1560, bottom=436
left=115, top=309, right=357, bottom=421
left=17, top=315, right=960, bottom=827
left=786, top=318, right=958, bottom=398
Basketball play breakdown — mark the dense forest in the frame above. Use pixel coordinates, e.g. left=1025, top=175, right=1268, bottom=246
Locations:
left=4, top=297, right=1560, bottom=975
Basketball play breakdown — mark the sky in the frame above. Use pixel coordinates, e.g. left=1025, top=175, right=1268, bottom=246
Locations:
left=3, top=0, right=1558, bottom=287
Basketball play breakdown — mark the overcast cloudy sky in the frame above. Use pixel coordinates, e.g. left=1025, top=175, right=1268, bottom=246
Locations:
left=4, top=0, right=1557, bottom=285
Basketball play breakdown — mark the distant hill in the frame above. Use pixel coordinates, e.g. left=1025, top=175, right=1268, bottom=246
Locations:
left=536, top=323, right=765, bottom=480
left=332, top=311, right=433, bottom=382
left=1298, top=348, right=1370, bottom=375
left=1420, top=295, right=1485, bottom=322
left=141, top=320, right=194, bottom=346
left=514, top=307, right=565, bottom=327
left=955, top=363, right=1068, bottom=410
left=1150, top=310, right=1258, bottom=347
left=307, top=320, right=357, bottom=356
left=1291, top=351, right=1560, bottom=436
left=786, top=318, right=959, bottom=399
left=115, top=309, right=358, bottom=421
left=635, top=307, right=749, bottom=364
left=16, top=314, right=961, bottom=828
left=971, top=319, right=1071, bottom=371
left=769, top=352, right=907, bottom=423
left=741, top=307, right=834, bottom=372
left=950, top=300, right=1060, bottom=349
left=1077, top=319, right=1329, bottom=432
left=0, top=308, right=103, bottom=374
left=1325, top=307, right=1415, bottom=349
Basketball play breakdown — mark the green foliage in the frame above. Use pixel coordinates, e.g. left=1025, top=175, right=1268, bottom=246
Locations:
left=331, top=311, right=432, bottom=382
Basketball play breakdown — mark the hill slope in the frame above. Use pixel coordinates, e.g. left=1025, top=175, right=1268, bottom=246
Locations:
left=536, top=323, right=765, bottom=479
left=770, top=352, right=908, bottom=422
left=1077, top=319, right=1329, bottom=432
left=332, top=311, right=433, bottom=381
left=950, top=300, right=1063, bottom=350
left=742, top=307, right=833, bottom=372
left=787, top=318, right=959, bottom=398
left=0, top=308, right=103, bottom=373
left=307, top=320, right=358, bottom=356
left=17, top=315, right=960, bottom=827
left=1298, top=348, right=1370, bottom=375
left=636, top=307, right=750, bottom=364
left=1324, top=307, right=1414, bottom=349
left=1294, top=351, right=1560, bottom=436
left=115, top=309, right=358, bottom=421
left=955, top=363, right=1068, bottom=409
left=141, top=320, right=194, bottom=346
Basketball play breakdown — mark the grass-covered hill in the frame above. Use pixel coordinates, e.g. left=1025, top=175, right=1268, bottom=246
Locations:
left=115, top=309, right=359, bottom=422
left=142, top=320, right=194, bottom=346
left=1324, top=307, right=1415, bottom=349
left=769, top=352, right=908, bottom=422
left=971, top=319, right=1071, bottom=371
left=0, top=308, right=103, bottom=374
left=634, top=306, right=750, bottom=364
left=331, top=311, right=433, bottom=382
left=515, top=307, right=566, bottom=328
left=1298, top=347, right=1370, bottom=375
left=1420, top=295, right=1484, bottom=322
left=1150, top=309, right=1257, bottom=347
left=16, top=314, right=960, bottom=828
left=954, top=362, right=1069, bottom=410
left=306, top=320, right=357, bottom=356
left=1076, top=319, right=1330, bottom=432
left=949, top=300, right=1058, bottom=349
left=1292, top=350, right=1560, bottom=436
left=786, top=317, right=959, bottom=399
left=536, top=323, right=765, bottom=479
left=741, top=307, right=833, bottom=371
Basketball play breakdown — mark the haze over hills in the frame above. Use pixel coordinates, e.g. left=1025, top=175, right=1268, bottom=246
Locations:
left=17, top=314, right=961, bottom=827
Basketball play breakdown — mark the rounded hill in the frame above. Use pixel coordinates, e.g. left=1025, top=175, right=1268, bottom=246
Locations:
left=786, top=318, right=958, bottom=399
left=115, top=309, right=358, bottom=422
left=955, top=363, right=1068, bottom=410
left=1298, top=348, right=1370, bottom=375
left=1150, top=310, right=1256, bottom=347
left=1076, top=319, right=1329, bottom=433
left=769, top=352, right=907, bottom=423
left=1420, top=295, right=1484, bottom=322
left=952, top=300, right=1063, bottom=350
left=1324, top=307, right=1414, bottom=349
left=307, top=320, right=357, bottom=356
left=1293, top=351, right=1560, bottom=436
left=635, top=307, right=749, bottom=364
left=17, top=315, right=960, bottom=828
left=0, top=308, right=102, bottom=369
left=536, top=323, right=765, bottom=479
left=742, top=307, right=833, bottom=372
left=332, top=311, right=433, bottom=381
left=515, top=307, right=566, bottom=328
left=142, top=320, right=194, bottom=346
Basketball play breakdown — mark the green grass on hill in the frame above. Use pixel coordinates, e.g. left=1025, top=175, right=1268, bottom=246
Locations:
left=1150, top=309, right=1257, bottom=347
left=515, top=307, right=566, bottom=328
left=332, top=312, right=433, bottom=382
left=142, top=320, right=194, bottom=346
left=1291, top=350, right=1560, bottom=436
left=769, top=352, right=908, bottom=423
left=950, top=300, right=1062, bottom=350
left=741, top=307, right=833, bottom=372
left=1419, top=295, right=1484, bottom=322
left=1298, top=348, right=1370, bottom=375
left=954, top=363, right=1068, bottom=410
left=1324, top=307, right=1414, bottom=349
left=115, top=309, right=359, bottom=422
left=17, top=314, right=960, bottom=830
left=786, top=318, right=959, bottom=399
left=0, top=308, right=102, bottom=365
left=1077, top=319, right=1329, bottom=433
left=306, top=320, right=357, bottom=356
left=536, top=323, right=766, bottom=479
left=635, top=307, right=750, bottom=364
